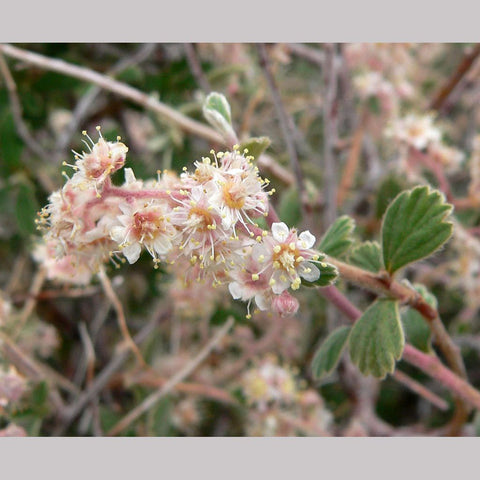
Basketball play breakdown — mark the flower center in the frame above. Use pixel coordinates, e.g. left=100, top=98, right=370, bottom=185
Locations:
left=222, top=181, right=246, bottom=209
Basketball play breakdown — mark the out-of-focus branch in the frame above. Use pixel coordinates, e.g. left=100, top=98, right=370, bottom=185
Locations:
left=0, top=43, right=224, bottom=145
left=184, top=43, right=211, bottom=93
left=429, top=43, right=480, bottom=112
left=257, top=44, right=308, bottom=219
left=54, top=43, right=158, bottom=157
left=107, top=317, right=235, bottom=436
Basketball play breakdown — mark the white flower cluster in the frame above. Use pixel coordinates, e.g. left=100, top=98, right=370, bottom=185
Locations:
left=385, top=113, right=464, bottom=169
left=35, top=129, right=328, bottom=317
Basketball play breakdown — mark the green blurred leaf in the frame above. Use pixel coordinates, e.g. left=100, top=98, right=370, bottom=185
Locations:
left=15, top=182, right=40, bottom=239
left=239, top=136, right=271, bottom=159
left=349, top=241, right=382, bottom=273
left=31, top=381, right=48, bottom=407
left=319, top=215, right=355, bottom=258
left=0, top=112, right=23, bottom=173
left=278, top=187, right=302, bottom=227
left=367, top=95, right=381, bottom=115
left=210, top=307, right=244, bottom=326
left=311, top=326, right=351, bottom=379
left=149, top=397, right=172, bottom=436
left=349, top=299, right=405, bottom=378
left=381, top=186, right=453, bottom=275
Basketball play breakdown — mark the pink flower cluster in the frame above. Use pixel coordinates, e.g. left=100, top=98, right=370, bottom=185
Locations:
left=35, top=129, right=326, bottom=317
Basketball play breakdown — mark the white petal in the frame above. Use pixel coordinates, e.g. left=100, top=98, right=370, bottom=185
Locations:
left=228, top=282, right=243, bottom=300
left=298, top=230, right=316, bottom=249
left=300, top=262, right=320, bottom=282
left=255, top=293, right=270, bottom=311
left=124, top=168, right=136, bottom=184
left=123, top=243, right=142, bottom=264
left=271, top=271, right=290, bottom=295
left=271, top=222, right=289, bottom=242
left=110, top=226, right=126, bottom=243
left=153, top=237, right=171, bottom=255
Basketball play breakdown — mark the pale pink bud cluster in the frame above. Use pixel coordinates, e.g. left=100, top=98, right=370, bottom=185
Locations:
left=34, top=129, right=323, bottom=318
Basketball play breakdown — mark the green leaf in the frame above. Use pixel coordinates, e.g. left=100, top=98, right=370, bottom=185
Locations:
left=204, top=92, right=232, bottom=124
left=0, top=112, right=23, bottom=174
left=401, top=284, right=436, bottom=353
left=202, top=92, right=236, bottom=141
left=149, top=397, right=172, bottom=436
left=367, top=95, right=381, bottom=115
left=302, top=261, right=338, bottom=287
left=381, top=186, right=453, bottom=274
left=239, top=136, right=271, bottom=160
left=311, top=326, right=351, bottom=379
left=349, top=299, right=405, bottom=378
left=278, top=187, right=302, bottom=227
left=15, top=182, right=40, bottom=239
left=318, top=215, right=355, bottom=258
left=349, top=241, right=382, bottom=273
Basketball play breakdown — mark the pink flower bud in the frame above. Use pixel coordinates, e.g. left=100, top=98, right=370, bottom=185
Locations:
left=272, top=291, right=299, bottom=317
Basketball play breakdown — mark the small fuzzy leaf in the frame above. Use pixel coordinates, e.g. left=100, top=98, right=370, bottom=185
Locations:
left=311, top=326, right=351, bottom=379
left=381, top=186, right=453, bottom=274
left=349, top=299, right=405, bottom=378
left=203, top=92, right=232, bottom=125
left=349, top=241, right=382, bottom=273
left=302, top=261, right=338, bottom=287
left=319, top=215, right=355, bottom=258
left=239, top=136, right=271, bottom=160
left=202, top=92, right=237, bottom=143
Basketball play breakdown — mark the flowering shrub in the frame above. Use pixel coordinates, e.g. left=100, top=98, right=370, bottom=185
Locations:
left=2, top=43, right=480, bottom=437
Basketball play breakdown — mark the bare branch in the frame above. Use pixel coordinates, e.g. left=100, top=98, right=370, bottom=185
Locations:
left=107, top=317, right=235, bottom=436
left=0, top=43, right=224, bottom=145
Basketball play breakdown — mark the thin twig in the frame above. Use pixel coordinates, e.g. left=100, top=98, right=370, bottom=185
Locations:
left=322, top=43, right=339, bottom=228
left=55, top=311, right=163, bottom=434
left=78, top=322, right=102, bottom=436
left=429, top=43, right=480, bottom=112
left=97, top=267, right=147, bottom=368
left=257, top=44, right=308, bottom=219
left=124, top=371, right=238, bottom=406
left=0, top=43, right=223, bottom=146
left=107, top=317, right=235, bottom=436
left=13, top=267, right=46, bottom=337
left=392, top=370, right=450, bottom=411
left=184, top=43, right=211, bottom=93
left=55, top=43, right=157, bottom=157
left=0, top=330, right=66, bottom=413
left=284, top=43, right=325, bottom=67
left=337, top=113, right=365, bottom=207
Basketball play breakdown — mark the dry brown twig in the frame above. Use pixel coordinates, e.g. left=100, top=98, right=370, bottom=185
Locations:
left=0, top=43, right=223, bottom=145
left=97, top=267, right=147, bottom=368
left=107, top=317, right=235, bottom=436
